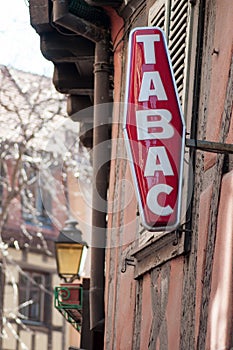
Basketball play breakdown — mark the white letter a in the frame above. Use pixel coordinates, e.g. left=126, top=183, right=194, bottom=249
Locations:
left=138, top=71, right=167, bottom=101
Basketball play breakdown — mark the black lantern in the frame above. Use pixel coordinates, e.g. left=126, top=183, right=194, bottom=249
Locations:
left=55, top=219, right=88, bottom=282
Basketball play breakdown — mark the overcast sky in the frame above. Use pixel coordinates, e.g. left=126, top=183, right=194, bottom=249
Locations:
left=0, top=0, right=53, bottom=76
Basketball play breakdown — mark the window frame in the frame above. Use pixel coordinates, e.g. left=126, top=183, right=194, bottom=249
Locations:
left=18, top=270, right=51, bottom=325
left=128, top=0, right=196, bottom=277
left=21, top=164, right=52, bottom=227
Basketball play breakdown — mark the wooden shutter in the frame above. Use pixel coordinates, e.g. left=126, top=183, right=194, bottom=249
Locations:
left=148, top=0, right=190, bottom=108
left=168, top=0, right=189, bottom=106
left=148, top=0, right=169, bottom=38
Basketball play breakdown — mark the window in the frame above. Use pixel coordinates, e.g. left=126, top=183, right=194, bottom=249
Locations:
left=130, top=0, right=195, bottom=277
left=19, top=271, right=50, bottom=324
left=21, top=165, right=52, bottom=226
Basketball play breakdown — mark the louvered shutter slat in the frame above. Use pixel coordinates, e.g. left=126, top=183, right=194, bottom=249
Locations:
left=149, top=4, right=165, bottom=29
left=169, top=13, right=188, bottom=42
left=170, top=8, right=187, bottom=35
left=169, top=32, right=186, bottom=53
left=174, top=59, right=185, bottom=78
left=176, top=74, right=184, bottom=87
left=171, top=0, right=187, bottom=15
left=169, top=0, right=189, bottom=106
left=171, top=46, right=186, bottom=68
left=155, top=9, right=166, bottom=29
left=149, top=0, right=190, bottom=107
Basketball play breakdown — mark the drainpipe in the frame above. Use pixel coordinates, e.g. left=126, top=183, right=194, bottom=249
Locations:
left=52, top=1, right=110, bottom=347
left=91, top=39, right=110, bottom=339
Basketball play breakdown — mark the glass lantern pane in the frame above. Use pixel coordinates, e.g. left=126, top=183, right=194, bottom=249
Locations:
left=56, top=243, right=83, bottom=276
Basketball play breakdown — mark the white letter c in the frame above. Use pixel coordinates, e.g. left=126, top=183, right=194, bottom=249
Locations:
left=146, top=184, right=173, bottom=216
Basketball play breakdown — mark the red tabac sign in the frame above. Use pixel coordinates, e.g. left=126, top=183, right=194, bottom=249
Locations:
left=123, top=27, right=185, bottom=231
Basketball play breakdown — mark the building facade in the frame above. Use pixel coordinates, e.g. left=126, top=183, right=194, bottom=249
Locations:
left=0, top=66, right=89, bottom=350
left=29, top=0, right=233, bottom=349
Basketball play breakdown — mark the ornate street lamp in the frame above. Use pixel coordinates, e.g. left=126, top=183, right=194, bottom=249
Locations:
left=55, top=219, right=88, bottom=282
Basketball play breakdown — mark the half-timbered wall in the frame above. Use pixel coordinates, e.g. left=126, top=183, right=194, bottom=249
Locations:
left=105, top=0, right=233, bottom=349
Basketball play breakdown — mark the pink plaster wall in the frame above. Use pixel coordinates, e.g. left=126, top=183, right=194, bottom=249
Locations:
left=104, top=1, right=233, bottom=349
left=195, top=184, right=212, bottom=346
left=166, top=257, right=184, bottom=350
left=206, top=171, right=233, bottom=350
left=204, top=0, right=233, bottom=170
left=139, top=273, right=153, bottom=350
left=114, top=267, right=136, bottom=350
left=104, top=9, right=131, bottom=350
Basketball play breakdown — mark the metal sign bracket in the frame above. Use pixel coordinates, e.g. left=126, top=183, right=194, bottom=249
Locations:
left=186, top=139, right=233, bottom=154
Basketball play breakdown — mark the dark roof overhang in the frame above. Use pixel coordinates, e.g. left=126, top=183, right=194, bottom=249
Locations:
left=29, top=0, right=113, bottom=148
left=85, top=0, right=123, bottom=6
